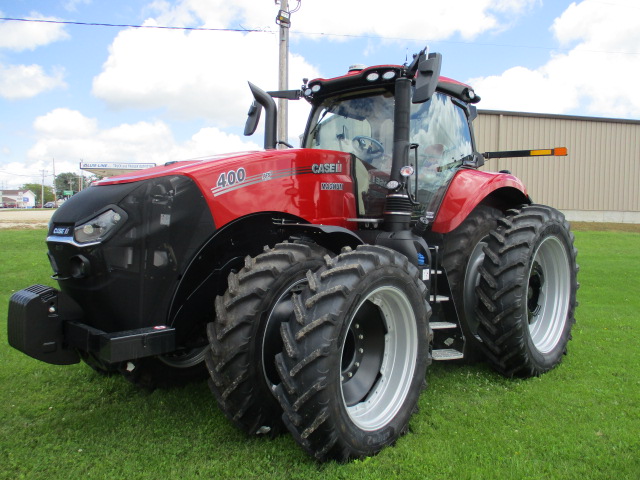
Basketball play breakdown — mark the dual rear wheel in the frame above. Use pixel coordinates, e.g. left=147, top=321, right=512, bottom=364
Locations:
left=443, top=204, right=579, bottom=376
left=474, top=205, right=579, bottom=377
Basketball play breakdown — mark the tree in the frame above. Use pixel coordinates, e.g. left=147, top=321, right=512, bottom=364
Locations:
left=21, top=183, right=54, bottom=206
left=55, top=172, right=85, bottom=197
left=86, top=173, right=104, bottom=185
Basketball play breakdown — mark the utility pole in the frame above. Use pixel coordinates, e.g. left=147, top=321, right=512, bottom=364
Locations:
left=78, top=160, right=83, bottom=192
left=276, top=0, right=290, bottom=148
left=40, top=169, right=47, bottom=207
left=275, top=1, right=300, bottom=148
left=52, top=158, right=56, bottom=199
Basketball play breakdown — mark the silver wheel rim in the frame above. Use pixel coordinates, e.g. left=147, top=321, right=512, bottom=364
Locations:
left=340, top=286, right=418, bottom=431
left=527, top=235, right=571, bottom=354
left=159, top=346, right=208, bottom=368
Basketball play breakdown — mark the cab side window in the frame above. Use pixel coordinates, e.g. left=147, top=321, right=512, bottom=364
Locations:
left=410, top=93, right=473, bottom=213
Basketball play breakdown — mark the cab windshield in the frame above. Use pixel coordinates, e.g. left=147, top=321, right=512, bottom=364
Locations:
left=305, top=90, right=473, bottom=216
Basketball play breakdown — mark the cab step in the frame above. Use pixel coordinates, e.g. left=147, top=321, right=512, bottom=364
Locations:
left=430, top=321, right=457, bottom=330
left=432, top=348, right=464, bottom=361
left=431, top=295, right=450, bottom=303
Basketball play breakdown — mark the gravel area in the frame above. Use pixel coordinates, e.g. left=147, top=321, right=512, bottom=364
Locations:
left=0, top=209, right=54, bottom=229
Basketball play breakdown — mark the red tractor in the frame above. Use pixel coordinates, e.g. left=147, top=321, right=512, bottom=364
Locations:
left=8, top=50, right=578, bottom=461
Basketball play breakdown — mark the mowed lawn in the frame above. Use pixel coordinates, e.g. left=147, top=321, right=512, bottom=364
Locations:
left=0, top=226, right=638, bottom=480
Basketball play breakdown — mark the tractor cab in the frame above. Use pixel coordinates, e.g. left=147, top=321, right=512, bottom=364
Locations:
left=250, top=50, right=484, bottom=226
left=301, top=76, right=478, bottom=220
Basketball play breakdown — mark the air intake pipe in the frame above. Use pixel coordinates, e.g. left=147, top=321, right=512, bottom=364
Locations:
left=384, top=76, right=413, bottom=233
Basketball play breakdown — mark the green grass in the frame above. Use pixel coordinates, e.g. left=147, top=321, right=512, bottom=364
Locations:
left=1, top=228, right=638, bottom=479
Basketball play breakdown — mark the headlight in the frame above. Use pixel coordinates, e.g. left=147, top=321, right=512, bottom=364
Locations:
left=74, top=209, right=123, bottom=245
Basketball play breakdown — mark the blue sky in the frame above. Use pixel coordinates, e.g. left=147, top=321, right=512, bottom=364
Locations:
left=0, top=0, right=638, bottom=188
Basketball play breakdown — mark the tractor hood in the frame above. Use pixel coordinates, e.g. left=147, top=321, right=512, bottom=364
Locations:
left=95, top=151, right=261, bottom=186
left=89, top=148, right=358, bottom=229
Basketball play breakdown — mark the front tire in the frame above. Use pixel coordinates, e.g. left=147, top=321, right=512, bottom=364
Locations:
left=119, top=351, right=208, bottom=390
left=274, top=245, right=431, bottom=461
left=475, top=205, right=579, bottom=377
left=205, top=241, right=330, bottom=436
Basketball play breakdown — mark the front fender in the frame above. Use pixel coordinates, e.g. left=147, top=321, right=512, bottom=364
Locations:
left=431, top=169, right=529, bottom=233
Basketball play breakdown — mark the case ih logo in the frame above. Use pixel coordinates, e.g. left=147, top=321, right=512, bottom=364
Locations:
left=52, top=227, right=71, bottom=236
left=312, top=163, right=343, bottom=174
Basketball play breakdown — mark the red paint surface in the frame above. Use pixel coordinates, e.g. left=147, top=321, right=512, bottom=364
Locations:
left=432, top=169, right=528, bottom=233
left=99, top=149, right=358, bottom=229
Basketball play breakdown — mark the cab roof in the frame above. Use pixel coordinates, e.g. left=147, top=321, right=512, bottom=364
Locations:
left=304, top=64, right=480, bottom=105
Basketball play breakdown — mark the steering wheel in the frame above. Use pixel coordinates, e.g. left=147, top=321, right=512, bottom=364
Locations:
left=352, top=135, right=384, bottom=162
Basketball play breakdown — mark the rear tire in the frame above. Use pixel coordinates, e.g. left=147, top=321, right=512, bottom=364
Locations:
left=475, top=205, right=579, bottom=377
left=442, top=204, right=502, bottom=360
left=274, top=245, right=431, bottom=461
left=206, top=241, right=330, bottom=436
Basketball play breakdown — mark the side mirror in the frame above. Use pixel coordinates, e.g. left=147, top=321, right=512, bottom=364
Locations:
left=244, top=101, right=262, bottom=136
left=247, top=82, right=277, bottom=149
left=412, top=52, right=442, bottom=104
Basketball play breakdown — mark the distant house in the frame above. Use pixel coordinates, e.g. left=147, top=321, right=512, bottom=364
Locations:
left=0, top=189, right=37, bottom=208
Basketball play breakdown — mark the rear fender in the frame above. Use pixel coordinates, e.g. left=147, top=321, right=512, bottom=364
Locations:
left=431, top=169, right=530, bottom=233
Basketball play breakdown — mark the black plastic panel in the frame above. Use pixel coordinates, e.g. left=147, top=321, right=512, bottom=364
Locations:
left=7, top=285, right=81, bottom=365
left=47, top=175, right=215, bottom=335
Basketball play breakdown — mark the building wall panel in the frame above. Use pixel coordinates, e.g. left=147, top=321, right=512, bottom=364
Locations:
left=474, top=111, right=640, bottom=220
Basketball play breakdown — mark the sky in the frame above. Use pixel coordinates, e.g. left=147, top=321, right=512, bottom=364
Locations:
left=0, top=0, right=638, bottom=190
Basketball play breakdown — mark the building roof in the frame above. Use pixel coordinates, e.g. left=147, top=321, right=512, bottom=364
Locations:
left=478, top=109, right=640, bottom=126
left=80, top=162, right=156, bottom=177
left=0, top=189, right=36, bottom=196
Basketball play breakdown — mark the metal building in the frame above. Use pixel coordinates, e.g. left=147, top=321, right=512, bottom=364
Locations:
left=475, top=110, right=640, bottom=223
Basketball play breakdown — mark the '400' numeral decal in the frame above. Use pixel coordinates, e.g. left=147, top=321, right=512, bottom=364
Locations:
left=216, top=168, right=246, bottom=188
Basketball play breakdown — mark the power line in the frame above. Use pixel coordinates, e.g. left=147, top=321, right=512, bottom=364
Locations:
left=2, top=16, right=638, bottom=56
left=0, top=17, right=274, bottom=34
left=0, top=169, right=55, bottom=178
left=291, top=30, right=640, bottom=56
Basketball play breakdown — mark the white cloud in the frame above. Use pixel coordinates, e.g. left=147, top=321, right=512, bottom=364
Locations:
left=468, top=0, right=640, bottom=118
left=164, top=0, right=537, bottom=42
left=288, top=0, right=538, bottom=41
left=0, top=13, right=69, bottom=51
left=63, top=0, right=92, bottom=12
left=91, top=0, right=538, bottom=133
left=92, top=25, right=317, bottom=130
left=0, top=107, right=262, bottom=188
left=0, top=63, right=66, bottom=100
left=24, top=108, right=260, bottom=175
left=34, top=108, right=97, bottom=138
